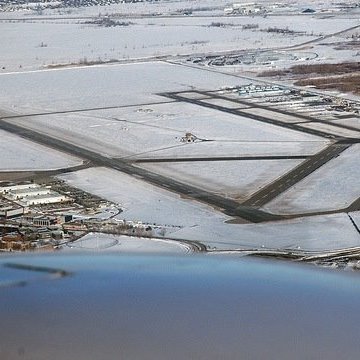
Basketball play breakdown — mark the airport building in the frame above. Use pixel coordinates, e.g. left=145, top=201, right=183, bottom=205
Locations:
left=0, top=182, right=39, bottom=194
left=0, top=200, right=25, bottom=219
left=21, top=214, right=60, bottom=227
left=0, top=182, right=71, bottom=207
left=18, top=192, right=70, bottom=206
left=6, top=187, right=52, bottom=200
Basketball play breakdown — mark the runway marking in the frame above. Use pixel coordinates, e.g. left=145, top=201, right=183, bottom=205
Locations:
left=242, top=143, right=351, bottom=207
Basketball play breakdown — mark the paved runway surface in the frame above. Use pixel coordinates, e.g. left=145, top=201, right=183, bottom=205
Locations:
left=1, top=86, right=359, bottom=222
left=0, top=118, right=282, bottom=223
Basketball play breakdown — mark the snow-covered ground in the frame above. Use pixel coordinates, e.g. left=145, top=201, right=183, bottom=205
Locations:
left=0, top=61, right=249, bottom=113
left=58, top=167, right=360, bottom=252
left=0, top=61, right=325, bottom=200
left=0, top=0, right=231, bottom=18
left=263, top=144, right=360, bottom=215
left=350, top=211, right=360, bottom=230
left=139, top=159, right=302, bottom=201
left=1, top=0, right=356, bottom=19
left=172, top=212, right=360, bottom=252
left=1, top=13, right=358, bottom=73
left=1, top=2, right=359, bottom=255
left=333, top=117, right=360, bottom=131
left=128, top=141, right=327, bottom=160
left=7, top=93, right=325, bottom=158
left=57, top=167, right=232, bottom=227
left=301, top=122, right=360, bottom=138
left=63, top=233, right=192, bottom=253
left=0, top=129, right=82, bottom=171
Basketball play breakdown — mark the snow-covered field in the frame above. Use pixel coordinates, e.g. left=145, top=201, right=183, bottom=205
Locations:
left=64, top=233, right=192, bottom=253
left=301, top=122, right=360, bottom=138
left=263, top=144, right=360, bottom=214
left=333, top=117, right=360, bottom=131
left=173, top=212, right=360, bottom=252
left=1, top=13, right=358, bottom=73
left=58, top=167, right=360, bottom=251
left=7, top=94, right=325, bottom=158
left=140, top=159, right=302, bottom=201
left=0, top=62, right=327, bottom=200
left=350, top=211, right=360, bottom=230
left=0, top=61, right=249, bottom=113
left=0, top=129, right=82, bottom=171
left=57, top=167, right=232, bottom=227
left=0, top=0, right=230, bottom=18
left=128, top=141, right=327, bottom=160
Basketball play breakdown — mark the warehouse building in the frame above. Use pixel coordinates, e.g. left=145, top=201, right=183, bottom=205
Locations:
left=0, top=199, right=25, bottom=219
left=6, top=187, right=52, bottom=200
left=1, top=182, right=71, bottom=207
left=21, top=214, right=60, bottom=227
left=0, top=182, right=39, bottom=194
left=19, top=192, right=70, bottom=206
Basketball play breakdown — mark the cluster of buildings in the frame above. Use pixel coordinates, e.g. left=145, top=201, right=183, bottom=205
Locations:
left=0, top=214, right=67, bottom=251
left=220, top=84, right=360, bottom=119
left=224, top=3, right=266, bottom=15
left=0, top=180, right=170, bottom=252
left=0, top=182, right=74, bottom=251
left=0, top=199, right=24, bottom=219
left=0, top=0, right=160, bottom=12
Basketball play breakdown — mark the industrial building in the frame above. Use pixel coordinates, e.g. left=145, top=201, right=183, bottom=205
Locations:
left=0, top=182, right=71, bottom=207
left=18, top=192, right=70, bottom=206
left=21, top=214, right=60, bottom=227
left=0, top=199, right=25, bottom=219
left=6, top=187, right=53, bottom=200
left=224, top=3, right=264, bottom=15
left=0, top=182, right=39, bottom=194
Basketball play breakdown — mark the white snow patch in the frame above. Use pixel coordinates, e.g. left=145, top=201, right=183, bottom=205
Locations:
left=57, top=167, right=360, bottom=252
left=0, top=129, right=82, bottom=171
left=7, top=90, right=325, bottom=158
left=64, top=233, right=191, bottom=253
left=349, top=212, right=360, bottom=232
left=0, top=62, right=250, bottom=113
left=263, top=144, right=360, bottom=214
left=1, top=14, right=354, bottom=73
left=129, top=141, right=328, bottom=159
left=173, top=212, right=360, bottom=252
left=139, top=159, right=303, bottom=201
left=57, top=167, right=231, bottom=227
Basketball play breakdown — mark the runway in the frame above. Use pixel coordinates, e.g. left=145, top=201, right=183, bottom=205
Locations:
left=0, top=118, right=282, bottom=223
left=242, top=142, right=351, bottom=207
left=1, top=86, right=358, bottom=222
